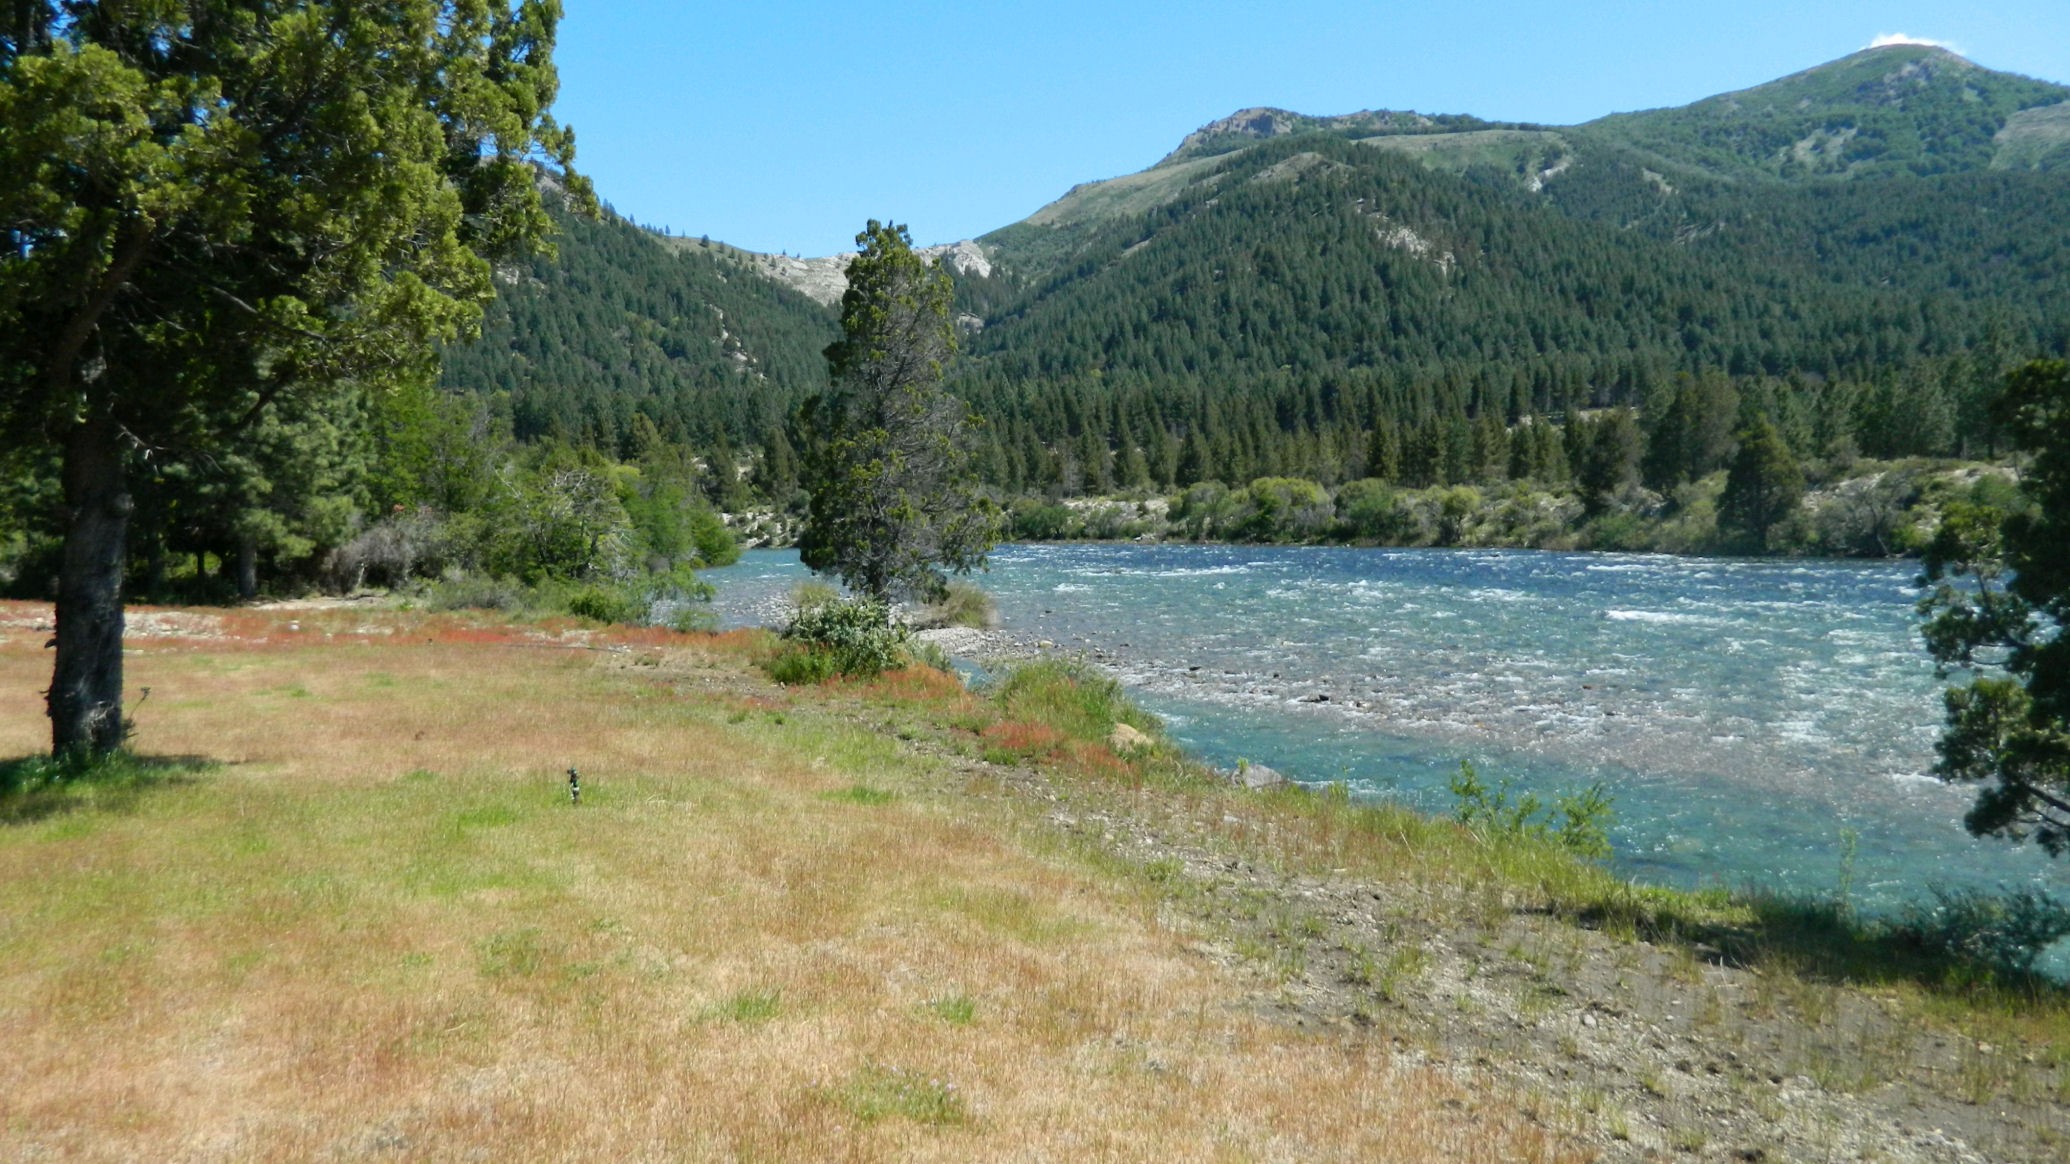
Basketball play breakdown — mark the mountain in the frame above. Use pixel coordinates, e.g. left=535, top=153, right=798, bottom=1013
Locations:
left=439, top=46, right=2070, bottom=489
left=1578, top=45, right=2070, bottom=180
left=439, top=203, right=837, bottom=454
left=982, top=46, right=2070, bottom=280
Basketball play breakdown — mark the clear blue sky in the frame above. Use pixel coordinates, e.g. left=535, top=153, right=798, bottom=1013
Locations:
left=550, top=1, right=2070, bottom=257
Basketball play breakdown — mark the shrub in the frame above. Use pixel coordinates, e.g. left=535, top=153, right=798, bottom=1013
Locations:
left=914, top=581, right=998, bottom=629
left=762, top=644, right=842, bottom=685
left=1335, top=478, right=1414, bottom=542
left=324, top=507, right=455, bottom=591
left=1434, top=485, right=1482, bottom=546
left=1582, top=511, right=1649, bottom=552
left=1008, top=499, right=1078, bottom=541
left=1449, top=760, right=1614, bottom=859
left=781, top=596, right=908, bottom=679
left=1241, top=477, right=1333, bottom=541
left=790, top=580, right=840, bottom=615
left=1886, top=886, right=2070, bottom=976
left=420, top=572, right=529, bottom=613
left=564, top=585, right=646, bottom=625
left=909, top=639, right=956, bottom=673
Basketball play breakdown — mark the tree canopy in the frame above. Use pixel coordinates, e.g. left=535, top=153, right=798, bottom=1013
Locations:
left=798, top=221, right=998, bottom=602
left=1918, top=360, right=2070, bottom=855
left=1, top=0, right=588, bottom=756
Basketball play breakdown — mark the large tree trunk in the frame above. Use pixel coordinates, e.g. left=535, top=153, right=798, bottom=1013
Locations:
left=49, top=416, right=132, bottom=758
left=236, top=532, right=258, bottom=600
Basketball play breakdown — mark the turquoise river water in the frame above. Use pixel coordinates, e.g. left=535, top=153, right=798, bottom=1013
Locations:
left=705, top=545, right=2066, bottom=925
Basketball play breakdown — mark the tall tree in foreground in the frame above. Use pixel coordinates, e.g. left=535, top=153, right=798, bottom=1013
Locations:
left=799, top=221, right=998, bottom=601
left=1918, top=360, right=2070, bottom=856
left=1, top=1, right=589, bottom=757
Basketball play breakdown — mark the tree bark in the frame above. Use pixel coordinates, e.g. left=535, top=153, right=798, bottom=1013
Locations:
left=236, top=532, right=258, bottom=600
left=49, top=415, right=132, bottom=758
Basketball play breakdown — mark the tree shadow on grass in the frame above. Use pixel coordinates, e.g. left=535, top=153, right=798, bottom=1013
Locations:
left=0, top=752, right=215, bottom=826
left=1564, top=885, right=2070, bottom=1006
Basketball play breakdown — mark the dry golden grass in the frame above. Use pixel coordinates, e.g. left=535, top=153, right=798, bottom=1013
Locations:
left=0, top=602, right=1573, bottom=1162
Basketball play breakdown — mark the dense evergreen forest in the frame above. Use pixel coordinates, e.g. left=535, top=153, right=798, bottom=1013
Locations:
left=439, top=205, right=838, bottom=454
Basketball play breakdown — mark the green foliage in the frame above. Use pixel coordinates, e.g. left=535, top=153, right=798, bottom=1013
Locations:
left=1887, top=887, right=2070, bottom=976
left=1334, top=478, right=1415, bottom=542
left=0, top=751, right=209, bottom=824
left=1008, top=499, right=1079, bottom=540
left=420, top=574, right=530, bottom=614
left=761, top=646, right=843, bottom=687
left=1918, top=360, right=2070, bottom=856
left=1573, top=410, right=1643, bottom=515
left=1448, top=760, right=1615, bottom=860
left=1, top=0, right=588, bottom=755
left=707, top=990, right=782, bottom=1023
left=1643, top=374, right=1740, bottom=489
left=562, top=586, right=647, bottom=626
left=789, top=580, right=840, bottom=614
left=778, top=596, right=910, bottom=680
left=825, top=784, right=897, bottom=806
left=989, top=660, right=1163, bottom=745
left=1238, top=477, right=1333, bottom=542
left=799, top=221, right=1001, bottom=601
left=1719, top=416, right=1807, bottom=553
left=925, top=994, right=976, bottom=1026
left=1581, top=45, right=2070, bottom=181
left=442, top=205, right=836, bottom=459
left=908, top=639, right=956, bottom=674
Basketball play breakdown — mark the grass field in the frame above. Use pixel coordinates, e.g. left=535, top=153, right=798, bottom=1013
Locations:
left=0, top=603, right=1571, bottom=1161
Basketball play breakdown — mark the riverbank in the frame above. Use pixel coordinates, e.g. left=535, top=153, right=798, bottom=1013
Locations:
left=7, top=601, right=2062, bottom=1159
left=734, top=457, right=2017, bottom=560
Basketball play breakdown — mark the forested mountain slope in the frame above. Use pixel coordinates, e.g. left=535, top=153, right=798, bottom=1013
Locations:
left=439, top=204, right=837, bottom=455
left=438, top=44, right=2070, bottom=495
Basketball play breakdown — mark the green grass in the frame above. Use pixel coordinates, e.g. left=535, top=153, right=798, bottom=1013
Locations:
left=707, top=989, right=782, bottom=1023
left=824, top=784, right=896, bottom=806
left=0, top=751, right=213, bottom=826
left=835, top=1065, right=970, bottom=1127
left=988, top=659, right=1164, bottom=744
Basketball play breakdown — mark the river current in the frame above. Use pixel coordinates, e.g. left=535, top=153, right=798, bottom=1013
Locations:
left=705, top=545, right=2066, bottom=918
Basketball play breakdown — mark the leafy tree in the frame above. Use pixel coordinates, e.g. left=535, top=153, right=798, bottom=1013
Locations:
left=1718, top=416, right=1805, bottom=552
left=798, top=221, right=999, bottom=601
left=1, top=1, right=587, bottom=757
left=1918, top=360, right=2070, bottom=855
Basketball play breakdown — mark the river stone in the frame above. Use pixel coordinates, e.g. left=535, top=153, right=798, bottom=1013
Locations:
left=1236, top=762, right=1288, bottom=790
left=1108, top=722, right=1154, bottom=754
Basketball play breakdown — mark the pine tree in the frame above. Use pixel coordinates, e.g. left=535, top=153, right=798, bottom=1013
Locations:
left=1718, top=416, right=1805, bottom=552
left=798, top=222, right=999, bottom=601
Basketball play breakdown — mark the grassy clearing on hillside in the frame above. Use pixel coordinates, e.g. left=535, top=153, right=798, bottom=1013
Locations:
left=0, top=602, right=1572, bottom=1162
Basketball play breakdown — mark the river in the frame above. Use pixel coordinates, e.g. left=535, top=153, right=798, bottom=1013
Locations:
left=705, top=544, right=2067, bottom=919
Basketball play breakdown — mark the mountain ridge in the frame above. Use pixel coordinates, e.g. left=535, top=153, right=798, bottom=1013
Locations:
left=438, top=45, right=2070, bottom=479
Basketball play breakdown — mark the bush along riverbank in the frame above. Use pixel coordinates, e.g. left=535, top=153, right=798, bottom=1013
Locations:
left=985, top=458, right=2020, bottom=556
left=4, top=599, right=2067, bottom=1159
left=724, top=456, right=2021, bottom=558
